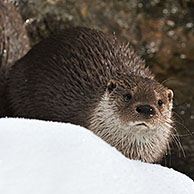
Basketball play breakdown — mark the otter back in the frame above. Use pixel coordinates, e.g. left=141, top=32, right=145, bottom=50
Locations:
left=6, top=27, right=150, bottom=125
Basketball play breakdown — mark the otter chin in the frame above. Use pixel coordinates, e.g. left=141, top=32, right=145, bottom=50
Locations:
left=6, top=27, right=174, bottom=163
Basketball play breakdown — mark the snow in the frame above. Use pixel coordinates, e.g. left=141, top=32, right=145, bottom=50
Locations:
left=0, top=118, right=193, bottom=194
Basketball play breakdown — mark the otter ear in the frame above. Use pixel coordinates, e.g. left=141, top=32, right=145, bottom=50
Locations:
left=107, top=80, right=117, bottom=93
left=167, top=89, right=173, bottom=102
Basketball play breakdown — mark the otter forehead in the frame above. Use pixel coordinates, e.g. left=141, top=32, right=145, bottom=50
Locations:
left=134, top=79, right=168, bottom=102
left=112, top=75, right=168, bottom=101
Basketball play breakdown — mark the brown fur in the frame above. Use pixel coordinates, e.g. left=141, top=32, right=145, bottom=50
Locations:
left=6, top=27, right=173, bottom=162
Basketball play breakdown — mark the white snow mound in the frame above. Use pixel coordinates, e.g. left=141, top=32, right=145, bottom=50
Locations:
left=0, top=118, right=193, bottom=194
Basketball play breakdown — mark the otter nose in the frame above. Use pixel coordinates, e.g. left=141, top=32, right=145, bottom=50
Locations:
left=136, top=105, right=155, bottom=118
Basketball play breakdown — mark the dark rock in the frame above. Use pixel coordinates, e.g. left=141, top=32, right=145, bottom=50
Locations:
left=0, top=0, right=30, bottom=116
left=0, top=0, right=30, bottom=72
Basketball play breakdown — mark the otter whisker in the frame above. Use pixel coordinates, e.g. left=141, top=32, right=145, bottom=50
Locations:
left=171, top=133, right=186, bottom=157
left=174, top=131, right=194, bottom=137
left=161, top=77, right=177, bottom=85
left=172, top=120, right=193, bottom=137
left=173, top=111, right=186, bottom=123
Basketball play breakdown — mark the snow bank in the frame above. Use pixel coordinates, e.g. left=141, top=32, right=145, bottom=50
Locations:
left=0, top=118, right=193, bottom=194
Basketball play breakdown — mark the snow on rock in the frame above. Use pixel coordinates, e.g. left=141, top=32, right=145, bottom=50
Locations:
left=0, top=118, right=193, bottom=194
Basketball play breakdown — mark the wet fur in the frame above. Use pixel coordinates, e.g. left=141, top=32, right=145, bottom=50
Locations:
left=6, top=27, right=173, bottom=162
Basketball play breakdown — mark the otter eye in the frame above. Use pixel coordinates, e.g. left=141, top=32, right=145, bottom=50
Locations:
left=124, top=93, right=132, bottom=101
left=158, top=99, right=163, bottom=106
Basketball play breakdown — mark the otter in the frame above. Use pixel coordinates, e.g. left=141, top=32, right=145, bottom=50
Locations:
left=6, top=27, right=174, bottom=163
left=0, top=1, right=30, bottom=116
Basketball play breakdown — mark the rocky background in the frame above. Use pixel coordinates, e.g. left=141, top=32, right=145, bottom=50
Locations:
left=8, top=0, right=194, bottom=179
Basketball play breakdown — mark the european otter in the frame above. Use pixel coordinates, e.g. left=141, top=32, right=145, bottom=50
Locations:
left=6, top=27, right=174, bottom=163
left=0, top=1, right=30, bottom=116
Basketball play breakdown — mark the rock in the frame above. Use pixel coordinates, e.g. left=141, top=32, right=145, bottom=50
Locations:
left=0, top=0, right=30, bottom=116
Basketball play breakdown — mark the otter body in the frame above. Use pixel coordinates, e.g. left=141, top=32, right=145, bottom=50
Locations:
left=6, top=27, right=174, bottom=163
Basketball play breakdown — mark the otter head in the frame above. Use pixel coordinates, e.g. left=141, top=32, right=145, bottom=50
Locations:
left=89, top=75, right=173, bottom=163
